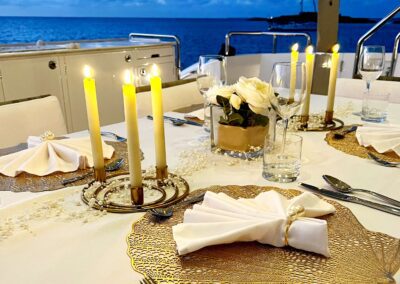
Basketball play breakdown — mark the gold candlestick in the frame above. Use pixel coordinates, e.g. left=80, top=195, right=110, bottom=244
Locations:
left=156, top=165, right=168, bottom=180
left=325, top=111, right=334, bottom=124
left=131, top=185, right=144, bottom=205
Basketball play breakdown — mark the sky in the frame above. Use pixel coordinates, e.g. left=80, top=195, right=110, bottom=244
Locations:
left=0, top=0, right=398, bottom=18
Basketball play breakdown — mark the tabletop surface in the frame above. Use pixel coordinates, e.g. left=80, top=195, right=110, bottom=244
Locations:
left=0, top=94, right=399, bottom=284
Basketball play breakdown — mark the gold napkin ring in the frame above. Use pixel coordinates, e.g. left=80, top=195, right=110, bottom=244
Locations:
left=284, top=205, right=305, bottom=246
left=40, top=131, right=55, bottom=142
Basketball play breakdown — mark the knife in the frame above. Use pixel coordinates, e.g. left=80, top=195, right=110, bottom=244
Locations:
left=300, top=183, right=400, bottom=217
left=147, top=115, right=202, bottom=127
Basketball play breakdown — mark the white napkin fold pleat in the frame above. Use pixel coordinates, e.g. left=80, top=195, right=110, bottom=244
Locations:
left=356, top=124, right=400, bottom=156
left=0, top=137, right=114, bottom=177
left=172, top=191, right=335, bottom=257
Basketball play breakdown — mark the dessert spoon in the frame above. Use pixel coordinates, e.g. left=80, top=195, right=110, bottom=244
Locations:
left=322, top=175, right=400, bottom=207
left=150, top=192, right=206, bottom=218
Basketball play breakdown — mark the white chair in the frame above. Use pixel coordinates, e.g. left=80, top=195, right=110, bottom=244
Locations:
left=0, top=95, right=67, bottom=148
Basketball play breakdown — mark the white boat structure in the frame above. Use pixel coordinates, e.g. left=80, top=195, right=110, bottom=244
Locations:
left=0, top=6, right=399, bottom=134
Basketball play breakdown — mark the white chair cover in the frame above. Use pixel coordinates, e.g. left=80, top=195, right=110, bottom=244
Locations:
left=0, top=96, right=67, bottom=148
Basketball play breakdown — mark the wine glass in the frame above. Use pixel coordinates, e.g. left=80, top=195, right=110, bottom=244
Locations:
left=269, top=62, right=306, bottom=151
left=197, top=55, right=226, bottom=132
left=359, top=45, right=385, bottom=94
left=359, top=46, right=386, bottom=122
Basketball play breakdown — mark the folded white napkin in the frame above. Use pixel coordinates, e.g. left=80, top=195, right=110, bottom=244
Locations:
left=173, top=191, right=336, bottom=257
left=184, top=109, right=204, bottom=121
left=356, top=123, right=400, bottom=157
left=0, top=136, right=114, bottom=177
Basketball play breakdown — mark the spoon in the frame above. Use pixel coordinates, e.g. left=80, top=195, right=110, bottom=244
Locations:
left=61, top=158, right=124, bottom=186
left=100, top=131, right=127, bottom=142
left=150, top=192, right=206, bottom=218
left=333, top=125, right=358, bottom=139
left=322, top=175, right=400, bottom=207
left=147, top=115, right=184, bottom=126
left=367, top=152, right=400, bottom=168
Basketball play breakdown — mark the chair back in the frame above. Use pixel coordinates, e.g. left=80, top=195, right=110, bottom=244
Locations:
left=0, top=95, right=67, bottom=148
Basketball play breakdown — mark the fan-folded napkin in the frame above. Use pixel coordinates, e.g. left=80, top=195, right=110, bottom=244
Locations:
left=172, top=190, right=335, bottom=257
left=0, top=136, right=114, bottom=177
left=356, top=123, right=400, bottom=157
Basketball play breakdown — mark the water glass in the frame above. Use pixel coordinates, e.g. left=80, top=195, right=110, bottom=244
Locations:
left=361, top=91, right=390, bottom=122
left=197, top=55, right=226, bottom=132
left=262, top=133, right=302, bottom=183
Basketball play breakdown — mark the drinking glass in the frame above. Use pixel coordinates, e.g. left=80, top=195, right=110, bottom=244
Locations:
left=359, top=46, right=386, bottom=122
left=269, top=62, right=306, bottom=151
left=197, top=55, right=226, bottom=132
left=263, top=133, right=302, bottom=183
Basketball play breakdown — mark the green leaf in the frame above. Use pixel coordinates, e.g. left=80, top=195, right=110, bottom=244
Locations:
left=216, top=95, right=229, bottom=107
left=227, top=113, right=244, bottom=126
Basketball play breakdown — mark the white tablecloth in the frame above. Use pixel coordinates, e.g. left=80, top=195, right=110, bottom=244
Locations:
left=1, top=94, right=400, bottom=284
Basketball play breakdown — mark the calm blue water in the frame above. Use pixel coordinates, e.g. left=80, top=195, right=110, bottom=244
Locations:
left=0, top=17, right=398, bottom=68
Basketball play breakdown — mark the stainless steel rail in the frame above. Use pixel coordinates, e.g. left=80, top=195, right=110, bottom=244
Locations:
left=353, top=6, right=400, bottom=78
left=225, top=31, right=312, bottom=56
left=129, top=33, right=181, bottom=72
left=390, top=32, right=400, bottom=76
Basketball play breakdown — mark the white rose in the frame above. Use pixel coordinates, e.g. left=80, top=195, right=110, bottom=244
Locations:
left=229, top=94, right=242, bottom=110
left=205, top=85, right=235, bottom=105
left=235, top=77, right=273, bottom=115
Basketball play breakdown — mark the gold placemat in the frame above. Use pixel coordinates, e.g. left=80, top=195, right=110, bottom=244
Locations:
left=0, top=142, right=129, bottom=192
left=325, top=132, right=400, bottom=162
left=127, top=185, right=400, bottom=283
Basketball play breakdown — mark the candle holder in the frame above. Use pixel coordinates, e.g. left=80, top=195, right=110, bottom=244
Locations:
left=156, top=165, right=168, bottom=180
left=286, top=114, right=344, bottom=132
left=131, top=185, right=144, bottom=205
left=324, top=111, right=334, bottom=124
left=81, top=170, right=189, bottom=213
left=93, top=167, right=106, bottom=182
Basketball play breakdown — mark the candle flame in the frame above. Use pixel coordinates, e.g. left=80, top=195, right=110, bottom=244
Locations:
left=123, top=70, right=134, bottom=85
left=306, top=45, right=314, bottom=54
left=291, top=43, right=299, bottom=52
left=332, top=44, right=340, bottom=54
left=83, top=65, right=93, bottom=78
left=151, top=64, right=160, bottom=77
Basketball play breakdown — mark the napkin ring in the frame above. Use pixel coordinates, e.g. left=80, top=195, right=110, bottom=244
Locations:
left=40, top=130, right=55, bottom=141
left=284, top=205, right=305, bottom=246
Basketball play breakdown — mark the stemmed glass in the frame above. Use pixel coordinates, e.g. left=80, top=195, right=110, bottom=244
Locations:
left=359, top=46, right=386, bottom=121
left=359, top=45, right=385, bottom=95
left=269, top=62, right=307, bottom=151
left=197, top=55, right=226, bottom=132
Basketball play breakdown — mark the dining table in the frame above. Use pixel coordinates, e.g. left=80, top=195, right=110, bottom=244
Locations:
left=0, top=90, right=399, bottom=283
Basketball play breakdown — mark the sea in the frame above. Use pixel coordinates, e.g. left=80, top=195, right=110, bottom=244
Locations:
left=0, top=17, right=399, bottom=69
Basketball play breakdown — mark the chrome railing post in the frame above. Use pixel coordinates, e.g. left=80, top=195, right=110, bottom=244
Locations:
left=390, top=32, right=400, bottom=76
left=353, top=6, right=400, bottom=78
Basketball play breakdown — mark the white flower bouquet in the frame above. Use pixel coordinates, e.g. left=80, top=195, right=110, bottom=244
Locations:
left=206, top=77, right=274, bottom=127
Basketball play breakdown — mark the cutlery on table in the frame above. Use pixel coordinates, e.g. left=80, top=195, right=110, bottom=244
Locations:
left=322, top=175, right=400, bottom=207
left=300, top=183, right=400, bottom=216
left=140, top=275, right=157, bottom=284
left=333, top=125, right=358, bottom=139
left=100, top=131, right=127, bottom=142
left=150, top=192, right=206, bottom=219
left=61, top=158, right=124, bottom=186
left=367, top=152, right=400, bottom=168
left=147, top=115, right=202, bottom=127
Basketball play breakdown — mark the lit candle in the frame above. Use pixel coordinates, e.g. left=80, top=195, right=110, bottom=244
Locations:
left=301, top=45, right=315, bottom=116
left=150, top=64, right=167, bottom=170
left=122, top=70, right=142, bottom=188
left=289, top=43, right=299, bottom=102
left=326, top=44, right=340, bottom=114
left=82, top=65, right=105, bottom=181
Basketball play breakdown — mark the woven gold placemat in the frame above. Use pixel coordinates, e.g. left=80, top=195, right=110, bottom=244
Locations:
left=0, top=142, right=129, bottom=192
left=325, top=132, right=400, bottom=162
left=127, top=185, right=400, bottom=283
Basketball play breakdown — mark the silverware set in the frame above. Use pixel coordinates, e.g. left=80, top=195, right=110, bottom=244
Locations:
left=301, top=175, right=400, bottom=216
